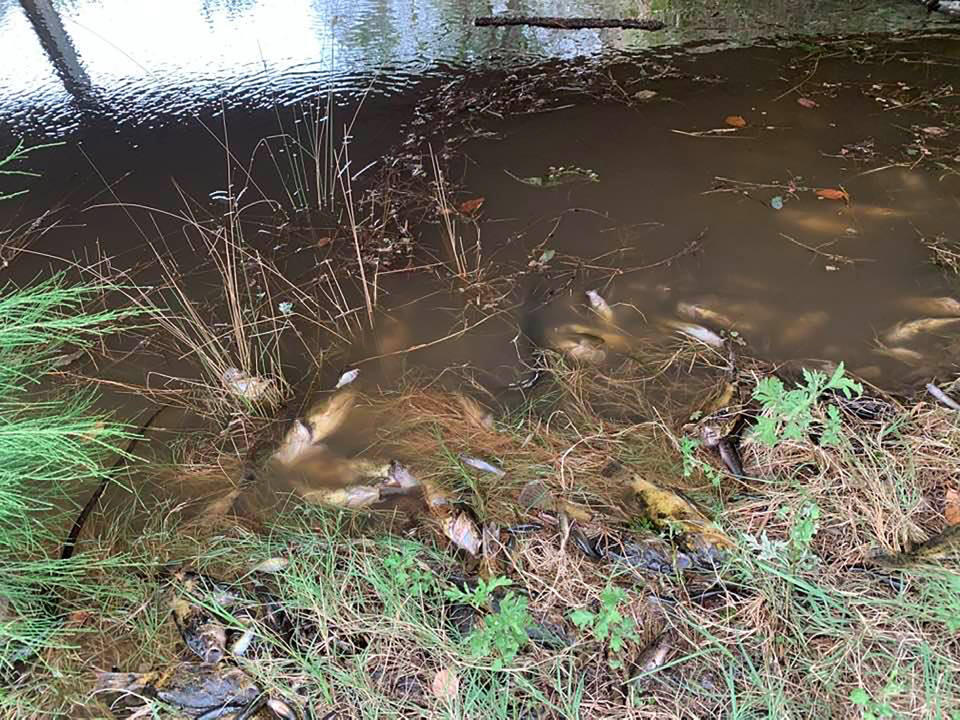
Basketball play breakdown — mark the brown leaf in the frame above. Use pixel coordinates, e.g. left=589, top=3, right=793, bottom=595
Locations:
left=797, top=97, right=819, bottom=109
left=458, top=197, right=485, bottom=214
left=432, top=669, right=460, bottom=701
left=922, top=126, right=947, bottom=137
left=946, top=488, right=960, bottom=526
left=724, top=115, right=747, bottom=128
left=816, top=188, right=849, bottom=202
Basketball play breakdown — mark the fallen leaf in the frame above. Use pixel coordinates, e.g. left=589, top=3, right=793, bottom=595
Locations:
left=922, top=126, right=947, bottom=137
left=724, top=115, right=748, bottom=128
left=797, top=97, right=819, bottom=109
left=816, top=188, right=849, bottom=202
left=946, top=488, right=960, bottom=526
left=634, top=89, right=658, bottom=101
left=432, top=669, right=460, bottom=701
left=458, top=197, right=485, bottom=214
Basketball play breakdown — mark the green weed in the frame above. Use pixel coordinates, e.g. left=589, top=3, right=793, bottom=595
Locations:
left=569, top=585, right=639, bottom=669
left=445, top=577, right=532, bottom=669
left=753, top=363, right=862, bottom=448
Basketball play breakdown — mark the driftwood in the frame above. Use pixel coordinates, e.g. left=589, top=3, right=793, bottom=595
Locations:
left=474, top=16, right=666, bottom=31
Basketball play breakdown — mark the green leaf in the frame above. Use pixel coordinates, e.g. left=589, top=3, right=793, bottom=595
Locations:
left=570, top=609, right=595, bottom=628
left=850, top=688, right=871, bottom=706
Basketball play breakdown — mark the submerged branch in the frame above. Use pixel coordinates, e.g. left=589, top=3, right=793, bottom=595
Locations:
left=474, top=16, right=665, bottom=31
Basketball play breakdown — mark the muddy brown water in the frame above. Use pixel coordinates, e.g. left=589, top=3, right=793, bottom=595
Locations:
left=2, top=1, right=960, bottom=511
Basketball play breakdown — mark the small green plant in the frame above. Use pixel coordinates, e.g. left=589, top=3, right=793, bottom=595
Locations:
left=570, top=586, right=639, bottom=669
left=680, top=436, right=723, bottom=486
left=382, top=546, right=436, bottom=596
left=752, top=363, right=862, bottom=448
left=849, top=675, right=903, bottom=719
left=445, top=577, right=532, bottom=669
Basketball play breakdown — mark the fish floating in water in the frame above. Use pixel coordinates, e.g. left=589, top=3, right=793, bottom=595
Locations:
left=899, top=296, right=960, bottom=317
left=660, top=319, right=725, bottom=349
left=882, top=317, right=960, bottom=344
left=585, top=289, right=614, bottom=323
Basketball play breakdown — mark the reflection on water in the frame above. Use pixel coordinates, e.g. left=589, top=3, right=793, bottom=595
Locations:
left=0, top=0, right=946, bottom=132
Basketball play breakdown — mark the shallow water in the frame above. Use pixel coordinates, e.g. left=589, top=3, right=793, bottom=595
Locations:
left=2, top=2, right=960, bottom=510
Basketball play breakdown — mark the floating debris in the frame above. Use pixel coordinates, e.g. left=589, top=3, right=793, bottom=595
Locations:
left=459, top=454, right=505, bottom=477
left=506, top=165, right=599, bottom=188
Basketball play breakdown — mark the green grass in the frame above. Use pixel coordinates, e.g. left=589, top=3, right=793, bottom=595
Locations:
left=0, top=279, right=133, bottom=677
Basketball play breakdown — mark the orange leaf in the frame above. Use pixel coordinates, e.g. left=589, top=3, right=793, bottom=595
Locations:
left=816, top=188, right=848, bottom=202
left=946, top=487, right=960, bottom=526
left=724, top=115, right=747, bottom=128
left=432, top=669, right=460, bottom=701
left=458, top=197, right=485, bottom=214
left=797, top=97, right=818, bottom=109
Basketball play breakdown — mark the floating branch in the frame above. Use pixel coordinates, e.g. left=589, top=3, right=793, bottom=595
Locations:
left=474, top=16, right=666, bottom=31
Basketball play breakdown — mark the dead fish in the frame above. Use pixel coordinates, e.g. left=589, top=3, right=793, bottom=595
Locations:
left=229, top=626, right=257, bottom=658
left=661, top=319, right=725, bottom=348
left=251, top=557, right=289, bottom=574
left=883, top=317, right=960, bottom=344
left=50, top=348, right=85, bottom=369
left=900, top=296, right=960, bottom=317
left=850, top=365, right=883, bottom=382
left=481, top=523, right=502, bottom=577
left=717, top=438, right=744, bottom=478
left=221, top=367, right=277, bottom=404
left=873, top=345, right=926, bottom=367
left=548, top=332, right=607, bottom=365
left=201, top=488, right=241, bottom=519
left=631, top=632, right=673, bottom=681
left=926, top=383, right=960, bottom=411
left=585, top=289, right=614, bottom=323
left=298, top=484, right=380, bottom=508
left=272, top=420, right=314, bottom=466
left=335, top=368, right=359, bottom=389
left=267, top=699, right=299, bottom=720
left=676, top=301, right=739, bottom=331
left=630, top=474, right=731, bottom=549
left=422, top=480, right=481, bottom=555
left=382, top=461, right=421, bottom=490
left=443, top=513, right=482, bottom=556
left=456, top=393, right=495, bottom=431
left=94, top=663, right=259, bottom=718
left=304, top=390, right=356, bottom=442
left=171, top=596, right=227, bottom=666
left=780, top=311, right=830, bottom=346
left=874, top=524, right=960, bottom=567
left=556, top=323, right=632, bottom=352
left=459, top=454, right=505, bottom=478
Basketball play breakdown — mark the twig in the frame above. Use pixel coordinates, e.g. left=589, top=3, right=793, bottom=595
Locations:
left=474, top=15, right=665, bottom=30
left=778, top=233, right=874, bottom=265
